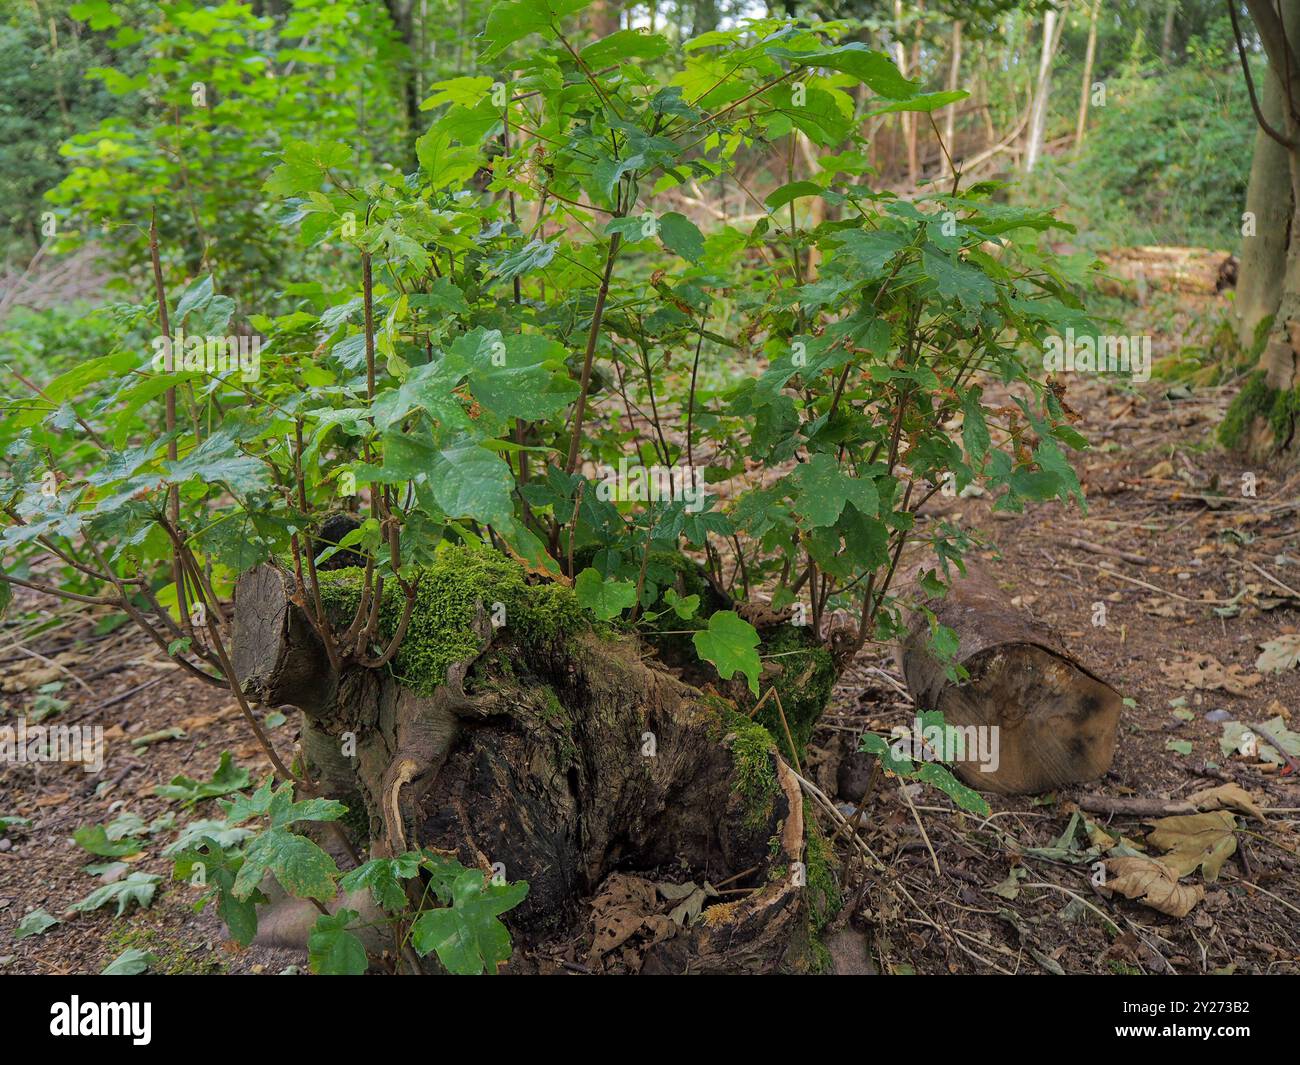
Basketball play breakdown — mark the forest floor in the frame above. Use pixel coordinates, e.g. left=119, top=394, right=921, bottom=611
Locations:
left=1, top=284, right=1297, bottom=975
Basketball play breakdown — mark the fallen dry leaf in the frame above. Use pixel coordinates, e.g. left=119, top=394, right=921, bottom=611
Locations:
left=1184, top=782, right=1265, bottom=821
left=1159, top=654, right=1263, bottom=695
left=1103, top=856, right=1205, bottom=917
left=1256, top=633, right=1300, bottom=675
left=1145, top=810, right=1237, bottom=881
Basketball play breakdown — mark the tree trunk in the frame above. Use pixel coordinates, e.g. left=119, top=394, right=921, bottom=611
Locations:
left=231, top=555, right=834, bottom=973
left=1225, top=0, right=1300, bottom=457
left=896, top=564, right=1122, bottom=795
left=1025, top=7, right=1066, bottom=173
left=1160, top=0, right=1177, bottom=61
left=942, top=21, right=963, bottom=177
left=1075, top=0, right=1102, bottom=148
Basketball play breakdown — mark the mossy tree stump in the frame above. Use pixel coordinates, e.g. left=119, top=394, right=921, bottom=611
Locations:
left=231, top=547, right=831, bottom=973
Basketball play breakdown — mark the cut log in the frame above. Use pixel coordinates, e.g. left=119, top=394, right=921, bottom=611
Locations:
left=1096, top=245, right=1237, bottom=299
left=896, top=564, right=1122, bottom=795
left=230, top=549, right=836, bottom=973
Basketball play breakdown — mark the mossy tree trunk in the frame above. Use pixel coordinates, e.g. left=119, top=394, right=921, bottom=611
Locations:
left=1226, top=1, right=1300, bottom=458
left=231, top=553, right=835, bottom=973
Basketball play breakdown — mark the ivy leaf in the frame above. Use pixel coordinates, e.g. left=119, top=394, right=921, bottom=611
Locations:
left=658, top=212, right=705, bottom=263
left=575, top=567, right=637, bottom=620
left=693, top=610, right=761, bottom=695
left=309, top=910, right=369, bottom=975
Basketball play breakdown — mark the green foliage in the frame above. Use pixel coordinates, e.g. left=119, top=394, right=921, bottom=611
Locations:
left=154, top=752, right=251, bottom=806
left=859, top=709, right=991, bottom=817
left=1025, top=65, right=1252, bottom=249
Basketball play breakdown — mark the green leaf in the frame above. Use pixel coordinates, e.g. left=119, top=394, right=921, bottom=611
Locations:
left=915, top=762, right=990, bottom=817
left=155, top=752, right=251, bottom=806
left=922, top=249, right=996, bottom=311
left=69, top=872, right=161, bottom=916
left=233, top=828, right=340, bottom=902
left=693, top=610, right=761, bottom=695
left=102, top=948, right=156, bottom=975
left=340, top=855, right=421, bottom=913
left=575, top=567, right=638, bottom=620
left=480, top=0, right=590, bottom=59
left=870, top=89, right=969, bottom=114
left=308, top=910, right=369, bottom=975
left=658, top=212, right=705, bottom=263
left=766, top=43, right=916, bottom=99
left=765, top=181, right=823, bottom=210
left=410, top=869, right=529, bottom=974
left=14, top=909, right=60, bottom=940
left=74, top=824, right=142, bottom=858
left=790, top=453, right=878, bottom=527
left=430, top=442, right=516, bottom=527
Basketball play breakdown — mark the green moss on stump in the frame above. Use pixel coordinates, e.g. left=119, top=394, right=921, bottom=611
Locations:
left=746, top=626, right=835, bottom=763
left=719, top=710, right=782, bottom=828
left=317, top=545, right=583, bottom=695
left=1219, top=370, right=1300, bottom=452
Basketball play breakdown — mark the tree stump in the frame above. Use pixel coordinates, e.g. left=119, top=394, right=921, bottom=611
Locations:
left=230, top=547, right=835, bottom=973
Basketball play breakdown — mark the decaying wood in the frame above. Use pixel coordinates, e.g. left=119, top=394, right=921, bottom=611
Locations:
left=1097, top=245, right=1237, bottom=299
left=231, top=562, right=820, bottom=973
left=897, top=563, right=1122, bottom=795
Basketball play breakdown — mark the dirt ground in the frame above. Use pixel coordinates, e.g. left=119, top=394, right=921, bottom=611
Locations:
left=2, top=287, right=1297, bottom=975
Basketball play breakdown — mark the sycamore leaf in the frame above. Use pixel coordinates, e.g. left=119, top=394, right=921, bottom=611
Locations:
left=658, top=212, right=705, bottom=263
left=1144, top=810, right=1238, bottom=882
left=693, top=610, right=761, bottom=695
left=154, top=752, right=250, bottom=806
left=14, top=909, right=61, bottom=939
left=102, top=948, right=156, bottom=975
left=410, top=869, right=529, bottom=974
left=1256, top=633, right=1300, bottom=674
left=69, top=872, right=161, bottom=917
left=1102, top=856, right=1204, bottom=918
left=233, top=828, right=340, bottom=902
